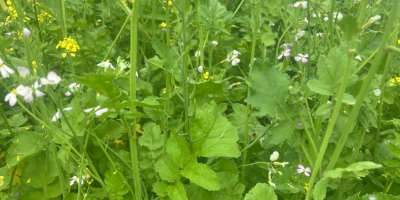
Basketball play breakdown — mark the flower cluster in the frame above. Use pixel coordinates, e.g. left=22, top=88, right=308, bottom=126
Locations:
left=227, top=50, right=241, bottom=66
left=5, top=0, right=30, bottom=23
left=56, top=37, right=81, bottom=58
left=37, top=10, right=53, bottom=23
left=277, top=43, right=293, bottom=60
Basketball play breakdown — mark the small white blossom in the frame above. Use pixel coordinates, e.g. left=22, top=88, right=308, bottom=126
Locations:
left=17, top=66, right=30, bottom=77
left=0, top=58, right=15, bottom=78
left=97, top=61, right=115, bottom=70
left=4, top=85, right=31, bottom=106
left=52, top=107, right=73, bottom=122
left=373, top=89, right=381, bottom=96
left=293, top=1, right=307, bottom=9
left=268, top=21, right=275, bottom=26
left=70, top=176, right=84, bottom=186
left=65, top=91, right=72, bottom=96
left=295, top=30, right=305, bottom=40
left=211, top=41, right=218, bottom=46
left=270, top=151, right=279, bottom=161
left=316, top=32, right=324, bottom=38
left=23, top=28, right=31, bottom=37
left=5, top=32, right=11, bottom=37
left=333, top=12, right=343, bottom=20
left=231, top=57, right=240, bottom=66
left=355, top=55, right=362, bottom=61
left=370, top=15, right=381, bottom=22
left=84, top=106, right=108, bottom=116
left=197, top=66, right=203, bottom=73
left=194, top=50, right=201, bottom=57
left=41, top=71, right=61, bottom=85
left=227, top=50, right=241, bottom=66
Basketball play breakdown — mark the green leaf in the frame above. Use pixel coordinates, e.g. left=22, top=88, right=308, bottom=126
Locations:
left=139, top=123, right=163, bottom=157
left=307, top=46, right=357, bottom=95
left=8, top=114, right=28, bottom=128
left=166, top=180, right=188, bottom=200
left=246, top=62, right=292, bottom=118
left=260, top=32, right=277, bottom=47
left=95, top=119, right=124, bottom=139
left=152, top=41, right=179, bottom=73
left=166, top=134, right=191, bottom=168
left=155, top=154, right=181, bottom=182
left=153, top=181, right=168, bottom=197
left=244, top=183, right=277, bottom=200
left=313, top=162, right=382, bottom=200
left=6, top=133, right=46, bottom=167
left=316, top=103, right=332, bottom=116
left=339, top=15, right=360, bottom=41
left=104, top=169, right=129, bottom=200
left=181, top=161, right=220, bottom=191
left=267, top=120, right=295, bottom=145
left=347, top=192, right=400, bottom=200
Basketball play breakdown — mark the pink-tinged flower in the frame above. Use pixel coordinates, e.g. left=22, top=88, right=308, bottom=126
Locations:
left=41, top=71, right=61, bottom=85
left=277, top=49, right=291, bottom=59
left=0, top=58, right=15, bottom=78
left=293, top=1, right=307, bottom=9
left=84, top=106, right=108, bottom=116
left=97, top=61, right=115, bottom=70
left=65, top=91, right=71, bottom=96
left=294, top=53, right=309, bottom=63
left=280, top=43, right=293, bottom=49
left=198, top=66, right=203, bottom=73
left=32, top=81, right=44, bottom=98
left=17, top=66, right=30, bottom=77
left=297, top=164, right=311, bottom=176
left=65, top=82, right=80, bottom=96
left=52, top=107, right=73, bottom=122
left=23, top=28, right=31, bottom=37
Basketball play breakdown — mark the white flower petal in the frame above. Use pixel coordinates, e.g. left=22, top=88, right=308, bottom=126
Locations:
left=95, top=108, right=108, bottom=116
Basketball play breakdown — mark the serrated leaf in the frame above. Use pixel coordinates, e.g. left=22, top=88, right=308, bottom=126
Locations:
left=307, top=46, right=357, bottom=95
left=246, top=62, right=292, bottom=118
left=166, top=134, right=191, bottom=168
left=6, top=133, right=46, bottom=167
left=166, top=181, right=188, bottom=200
left=155, top=154, right=181, bottom=182
left=244, top=183, right=277, bottom=200
left=153, top=181, right=168, bottom=197
left=104, top=169, right=129, bottom=200
left=181, top=161, right=220, bottom=191
left=139, top=123, right=163, bottom=156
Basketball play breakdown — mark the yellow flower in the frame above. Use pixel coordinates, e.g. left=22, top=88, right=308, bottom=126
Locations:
left=389, top=77, right=400, bottom=86
left=0, top=176, right=3, bottom=186
left=203, top=71, right=213, bottom=80
left=398, top=39, right=400, bottom=45
left=56, top=37, right=80, bottom=57
left=168, top=1, right=172, bottom=5
left=27, top=178, right=31, bottom=183
left=303, top=183, right=309, bottom=191
left=159, top=22, right=167, bottom=28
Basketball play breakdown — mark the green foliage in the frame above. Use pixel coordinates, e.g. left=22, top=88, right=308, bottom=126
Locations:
left=244, top=183, right=278, bottom=200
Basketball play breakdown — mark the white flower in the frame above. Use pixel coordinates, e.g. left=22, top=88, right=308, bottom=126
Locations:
left=316, top=32, right=324, bottom=38
left=232, top=50, right=240, bottom=57
left=370, top=15, right=381, bottom=22
left=97, top=61, right=115, bottom=70
left=268, top=21, right=275, bottom=26
left=373, top=89, right=381, bottom=96
left=303, top=17, right=308, bottom=24
left=17, top=66, right=30, bottom=77
left=333, top=12, right=343, bottom=20
left=41, top=71, right=61, bottom=85
left=198, top=66, right=203, bottom=73
left=293, top=1, right=307, bottom=9
left=355, top=55, right=362, bottom=61
left=33, top=81, right=44, bottom=98
left=227, top=50, right=241, bottom=66
left=23, top=28, right=31, bottom=37
left=231, top=57, right=240, bottom=66
left=5, top=32, right=11, bottom=37
left=270, top=151, right=279, bottom=161
left=70, top=176, right=84, bottom=186
left=295, top=30, right=305, bottom=40
left=211, top=41, right=218, bottom=46
left=274, top=161, right=289, bottom=167
left=65, top=91, right=71, bottom=96
left=84, top=106, right=108, bottom=116
left=52, top=107, right=73, bottom=122
left=4, top=85, right=31, bottom=106
left=324, top=16, right=329, bottom=22
left=194, top=50, right=201, bottom=57
left=0, top=58, right=15, bottom=78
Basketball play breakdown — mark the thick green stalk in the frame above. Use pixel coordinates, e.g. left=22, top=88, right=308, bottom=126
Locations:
left=240, top=2, right=258, bottom=183
left=129, top=0, right=142, bottom=199
left=60, top=0, right=67, bottom=37
left=325, top=1, right=398, bottom=172
left=305, top=37, right=356, bottom=200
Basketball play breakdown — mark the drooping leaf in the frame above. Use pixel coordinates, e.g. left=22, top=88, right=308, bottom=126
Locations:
left=244, top=183, right=277, bottom=200
left=246, top=61, right=293, bottom=118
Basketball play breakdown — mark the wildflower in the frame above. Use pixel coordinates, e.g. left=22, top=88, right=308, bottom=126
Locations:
left=270, top=151, right=279, bottom=161
left=227, top=50, right=241, bottom=66
left=65, top=82, right=80, bottom=96
left=277, top=49, right=291, bottom=59
left=56, top=37, right=80, bottom=57
left=0, top=58, right=15, bottom=78
left=280, top=43, right=293, bottom=49
left=373, top=89, right=381, bottom=96
left=303, top=183, right=309, bottom=191
left=274, top=161, right=289, bottom=167
left=268, top=21, right=275, bottom=26
left=195, top=50, right=201, bottom=57
left=203, top=71, right=213, bottom=80
left=5, top=85, right=30, bottom=106
left=23, top=28, right=31, bottom=37
left=299, top=17, right=308, bottom=24
left=231, top=57, right=240, bottom=66
left=159, top=22, right=167, bottom=28
left=295, top=30, right=306, bottom=40
left=84, top=106, right=108, bottom=116
left=25, top=81, right=44, bottom=103
left=355, top=55, right=362, bottom=61
left=294, top=53, right=309, bottom=63
left=17, top=66, right=30, bottom=77
left=370, top=15, right=381, bottom=22
left=293, top=1, right=307, bottom=9
left=97, top=60, right=115, bottom=70
left=398, top=39, right=400, bottom=45
left=52, top=107, right=73, bottom=122
left=197, top=66, right=203, bottom=73
left=333, top=12, right=343, bottom=20
left=211, top=40, right=218, bottom=46
left=323, top=15, right=329, bottom=21
left=41, top=71, right=61, bottom=85
left=297, top=164, right=311, bottom=176
left=70, top=176, right=84, bottom=186
left=316, top=33, right=324, bottom=38
left=5, top=32, right=11, bottom=37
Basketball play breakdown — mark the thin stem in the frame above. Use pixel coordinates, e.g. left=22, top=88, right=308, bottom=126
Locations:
left=129, top=0, right=142, bottom=199
left=298, top=107, right=318, bottom=157
left=0, top=104, right=14, bottom=137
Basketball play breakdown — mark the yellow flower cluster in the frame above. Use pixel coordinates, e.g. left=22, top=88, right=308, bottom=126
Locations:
left=159, top=22, right=167, bottom=28
left=56, top=37, right=80, bottom=58
left=203, top=71, right=213, bottom=80
left=389, top=77, right=400, bottom=86
left=5, top=0, right=30, bottom=23
left=37, top=10, right=52, bottom=23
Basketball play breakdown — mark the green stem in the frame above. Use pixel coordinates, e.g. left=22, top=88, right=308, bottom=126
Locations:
left=0, top=104, right=14, bottom=137
left=240, top=124, right=274, bottom=153
left=129, top=0, right=142, bottom=199
left=298, top=107, right=318, bottom=157
left=324, top=1, right=398, bottom=173
left=60, top=0, right=67, bottom=37
left=240, top=2, right=258, bottom=183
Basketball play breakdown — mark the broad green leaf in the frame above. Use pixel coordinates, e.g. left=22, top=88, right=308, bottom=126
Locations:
left=260, top=32, right=277, bottom=47
left=153, top=181, right=168, bottom=197
left=166, top=134, right=191, bottom=168
left=104, top=169, right=129, bottom=200
left=339, top=15, right=360, bottom=41
left=152, top=41, right=179, bottom=73
left=181, top=161, right=220, bottom=191
left=166, top=180, right=188, bottom=200
left=155, top=154, right=181, bottom=182
left=246, top=62, right=292, bottom=118
left=6, top=133, right=46, bottom=167
left=139, top=123, right=163, bottom=157
left=316, top=103, right=332, bottom=116
left=388, top=143, right=400, bottom=159
left=0, top=167, right=11, bottom=190
left=8, top=114, right=27, bottom=128
left=244, top=183, right=277, bottom=200
left=313, top=162, right=382, bottom=200
left=307, top=46, right=357, bottom=95
left=347, top=192, right=400, bottom=200
left=267, top=120, right=295, bottom=145
left=228, top=103, right=257, bottom=141
left=95, top=119, right=124, bottom=140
